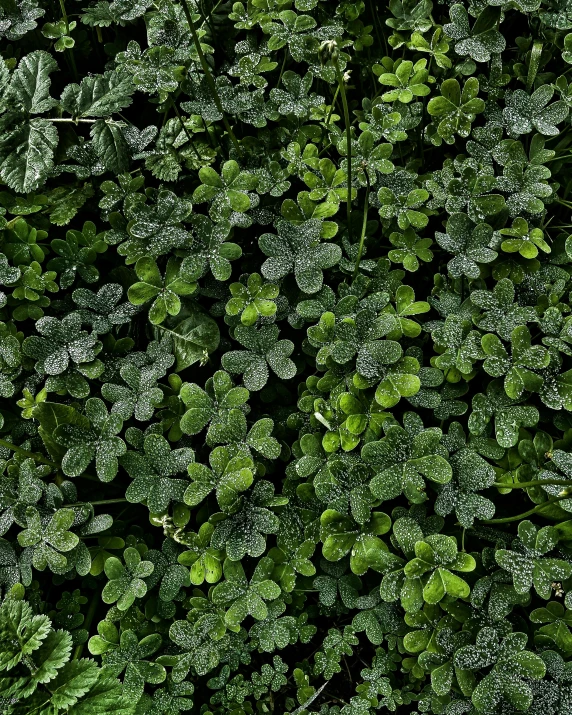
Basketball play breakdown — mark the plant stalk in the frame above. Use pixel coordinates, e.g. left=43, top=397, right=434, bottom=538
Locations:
left=493, top=479, right=572, bottom=489
left=481, top=495, right=569, bottom=524
left=179, top=0, right=241, bottom=155
left=334, top=57, right=352, bottom=240
left=353, top=172, right=370, bottom=278
left=73, top=590, right=100, bottom=660
left=58, top=0, right=78, bottom=81
left=0, top=438, right=58, bottom=467
left=69, top=498, right=129, bottom=507
left=49, top=118, right=97, bottom=123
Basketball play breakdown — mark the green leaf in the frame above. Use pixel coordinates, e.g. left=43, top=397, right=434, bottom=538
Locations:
left=0, top=119, right=58, bottom=193
left=91, top=120, right=129, bottom=173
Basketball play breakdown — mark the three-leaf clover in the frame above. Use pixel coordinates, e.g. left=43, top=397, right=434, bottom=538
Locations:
left=225, top=273, right=278, bottom=326
left=184, top=446, right=254, bottom=512
left=270, top=71, right=324, bottom=118
left=443, top=5, right=505, bottom=62
left=102, top=546, right=154, bottom=611
left=495, top=520, right=572, bottom=599
left=121, top=433, right=193, bottom=513
left=481, top=326, right=550, bottom=399
left=22, top=313, right=100, bottom=375
left=362, top=414, right=452, bottom=503
left=435, top=212, right=496, bottom=278
left=404, top=534, right=475, bottom=605
left=320, top=509, right=392, bottom=575
left=17, top=506, right=79, bottom=572
left=468, top=379, right=540, bottom=448
left=192, top=161, right=258, bottom=222
left=503, top=86, right=568, bottom=137
left=54, top=397, right=126, bottom=482
left=211, top=557, right=281, bottom=630
left=181, top=215, right=241, bottom=281
left=454, top=629, right=546, bottom=713
left=471, top=277, right=537, bottom=341
left=102, top=362, right=167, bottom=421
left=222, top=325, right=296, bottom=391
left=99, top=629, right=166, bottom=700
left=47, top=221, right=106, bottom=289
left=388, top=228, right=433, bottom=272
left=179, top=370, right=249, bottom=438
left=177, top=522, right=224, bottom=586
left=127, top=256, right=197, bottom=324
left=498, top=217, right=551, bottom=258
left=259, top=219, right=342, bottom=294
left=374, top=58, right=433, bottom=103
left=427, top=78, right=485, bottom=144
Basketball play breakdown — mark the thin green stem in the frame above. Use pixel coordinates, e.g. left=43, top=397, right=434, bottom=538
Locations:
left=69, top=498, right=128, bottom=507
left=545, top=153, right=572, bottom=163
left=275, top=49, right=288, bottom=90
left=49, top=118, right=97, bottom=123
left=324, top=85, right=340, bottom=126
left=0, top=438, right=58, bottom=468
left=334, top=57, right=352, bottom=240
left=291, top=680, right=330, bottom=715
left=493, top=479, right=572, bottom=489
left=73, top=590, right=100, bottom=660
left=353, top=174, right=370, bottom=278
left=58, top=0, right=78, bottom=81
left=172, top=100, right=201, bottom=160
left=58, top=0, right=69, bottom=33
left=481, top=496, right=568, bottom=524
left=179, top=0, right=241, bottom=155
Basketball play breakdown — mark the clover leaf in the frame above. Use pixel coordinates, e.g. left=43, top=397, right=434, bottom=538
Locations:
left=222, top=325, right=296, bottom=391
left=102, top=546, right=153, bottom=611
left=468, top=379, right=540, bottom=448
left=225, top=273, right=278, bottom=326
left=320, top=509, right=392, bottom=575
left=211, top=557, right=281, bottom=630
left=54, top=397, right=126, bottom=482
left=362, top=414, right=452, bottom=503
left=435, top=212, right=497, bottom=278
left=184, top=446, right=254, bottom=512
left=192, top=161, right=258, bottom=222
left=481, top=326, right=550, bottom=399
left=374, top=58, right=433, bottom=104
left=47, top=221, right=106, bottom=289
left=471, top=277, right=537, bottom=341
left=179, top=370, right=249, bottom=438
left=388, top=227, right=433, bottom=272
left=22, top=313, right=100, bottom=375
left=443, top=5, right=505, bottom=63
left=454, top=629, right=546, bottom=713
left=181, top=214, right=241, bottom=281
left=120, top=190, right=191, bottom=263
left=127, top=256, right=197, bottom=325
left=499, top=217, right=551, bottom=258
left=121, top=433, right=193, bottom=513
left=496, top=520, right=572, bottom=600
left=17, top=506, right=79, bottom=572
left=99, top=629, right=166, bottom=700
left=504, top=86, right=569, bottom=137
left=101, top=361, right=168, bottom=421
left=270, top=71, right=324, bottom=118
left=259, top=219, right=342, bottom=294
left=177, top=522, right=224, bottom=586
left=427, top=77, right=485, bottom=144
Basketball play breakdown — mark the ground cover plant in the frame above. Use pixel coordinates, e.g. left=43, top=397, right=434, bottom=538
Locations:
left=6, top=0, right=572, bottom=713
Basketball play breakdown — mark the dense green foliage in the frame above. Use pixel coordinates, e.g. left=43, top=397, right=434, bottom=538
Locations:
left=5, top=0, right=572, bottom=713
